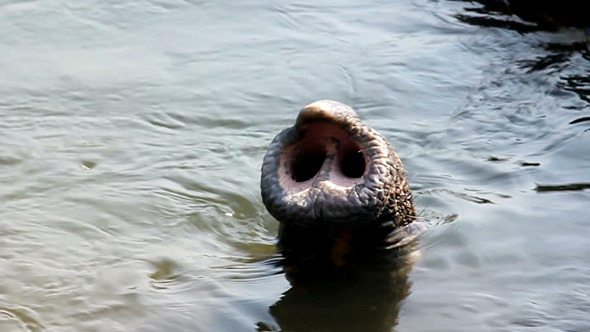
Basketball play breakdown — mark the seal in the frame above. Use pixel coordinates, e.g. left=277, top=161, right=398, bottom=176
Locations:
left=261, top=100, right=423, bottom=265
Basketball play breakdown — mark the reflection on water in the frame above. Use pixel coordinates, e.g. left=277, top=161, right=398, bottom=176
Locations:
left=454, top=0, right=589, bottom=31
left=261, top=251, right=416, bottom=332
left=535, top=182, right=590, bottom=192
left=1, top=0, right=589, bottom=331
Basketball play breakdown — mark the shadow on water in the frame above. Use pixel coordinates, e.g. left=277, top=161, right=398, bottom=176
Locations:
left=453, top=0, right=589, bottom=32
left=521, top=42, right=590, bottom=111
left=257, top=248, right=417, bottom=332
left=454, top=0, right=590, bottom=115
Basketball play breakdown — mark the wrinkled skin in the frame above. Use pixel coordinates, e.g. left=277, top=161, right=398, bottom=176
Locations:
left=261, top=100, right=422, bottom=264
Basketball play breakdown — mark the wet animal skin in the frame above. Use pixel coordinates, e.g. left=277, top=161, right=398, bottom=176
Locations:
left=261, top=100, right=419, bottom=264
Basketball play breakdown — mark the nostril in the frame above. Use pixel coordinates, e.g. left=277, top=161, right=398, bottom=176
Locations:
left=290, top=150, right=326, bottom=182
left=340, top=149, right=365, bottom=178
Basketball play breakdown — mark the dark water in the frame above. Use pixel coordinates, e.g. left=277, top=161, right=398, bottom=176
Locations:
left=1, top=1, right=589, bottom=331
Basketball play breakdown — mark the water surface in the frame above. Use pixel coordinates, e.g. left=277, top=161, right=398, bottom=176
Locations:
left=1, top=0, right=589, bottom=331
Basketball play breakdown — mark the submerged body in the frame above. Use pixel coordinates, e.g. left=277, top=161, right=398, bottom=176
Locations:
left=261, top=100, right=422, bottom=265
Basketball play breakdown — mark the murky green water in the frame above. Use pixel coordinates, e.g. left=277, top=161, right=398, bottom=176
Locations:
left=1, top=1, right=589, bottom=331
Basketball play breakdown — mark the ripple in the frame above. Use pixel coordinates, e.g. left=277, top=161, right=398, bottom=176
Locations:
left=518, top=161, right=540, bottom=167
left=535, top=182, right=590, bottom=192
left=419, top=188, right=498, bottom=205
left=0, top=154, right=22, bottom=166
left=569, top=116, right=590, bottom=125
left=0, top=306, right=44, bottom=332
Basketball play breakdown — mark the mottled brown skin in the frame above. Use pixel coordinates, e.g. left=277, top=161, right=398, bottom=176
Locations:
left=261, top=100, right=418, bottom=265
